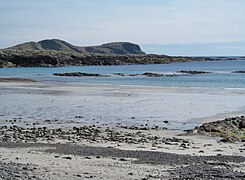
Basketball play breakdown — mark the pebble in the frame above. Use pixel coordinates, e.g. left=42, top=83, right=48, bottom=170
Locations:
left=62, top=156, right=72, bottom=160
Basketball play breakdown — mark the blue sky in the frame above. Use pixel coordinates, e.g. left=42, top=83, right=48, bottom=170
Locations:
left=1, top=0, right=245, bottom=56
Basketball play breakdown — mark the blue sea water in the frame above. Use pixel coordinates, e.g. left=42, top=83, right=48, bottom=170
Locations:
left=0, top=59, right=245, bottom=88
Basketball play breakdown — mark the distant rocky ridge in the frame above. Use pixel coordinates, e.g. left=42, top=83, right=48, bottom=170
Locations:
left=5, top=39, right=145, bottom=55
left=0, top=39, right=239, bottom=68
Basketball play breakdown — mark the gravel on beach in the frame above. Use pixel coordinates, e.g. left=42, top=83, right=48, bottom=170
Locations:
left=0, top=142, right=245, bottom=179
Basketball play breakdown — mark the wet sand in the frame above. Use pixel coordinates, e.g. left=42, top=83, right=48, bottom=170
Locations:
left=0, top=78, right=37, bottom=82
left=1, top=80, right=245, bottom=129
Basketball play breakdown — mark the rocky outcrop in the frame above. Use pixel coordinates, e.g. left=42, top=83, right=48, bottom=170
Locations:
left=233, top=70, right=245, bottom=73
left=0, top=47, right=226, bottom=68
left=53, top=72, right=167, bottom=78
left=185, top=116, right=245, bottom=142
left=0, top=50, right=174, bottom=67
left=0, top=59, right=15, bottom=68
left=53, top=72, right=109, bottom=77
left=142, top=72, right=164, bottom=77
left=178, top=70, right=210, bottom=74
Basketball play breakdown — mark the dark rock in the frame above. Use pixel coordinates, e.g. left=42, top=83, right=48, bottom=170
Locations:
left=119, top=158, right=127, bottom=161
left=113, top=73, right=125, bottom=76
left=233, top=70, right=245, bottom=73
left=142, top=72, right=163, bottom=77
left=178, top=70, right=210, bottom=74
left=62, top=156, right=72, bottom=160
left=239, top=119, right=245, bottom=129
left=75, top=116, right=83, bottom=119
left=53, top=72, right=108, bottom=77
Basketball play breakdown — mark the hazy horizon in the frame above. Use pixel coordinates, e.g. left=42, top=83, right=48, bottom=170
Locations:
left=1, top=0, right=245, bottom=56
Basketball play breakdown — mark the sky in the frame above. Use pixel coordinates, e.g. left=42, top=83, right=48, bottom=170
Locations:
left=1, top=0, right=245, bottom=56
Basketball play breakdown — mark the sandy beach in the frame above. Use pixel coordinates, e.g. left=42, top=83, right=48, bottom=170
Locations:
left=0, top=78, right=245, bottom=179
left=0, top=125, right=244, bottom=179
left=2, top=0, right=245, bottom=179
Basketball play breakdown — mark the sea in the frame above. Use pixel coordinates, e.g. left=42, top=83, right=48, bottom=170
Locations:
left=0, top=58, right=245, bottom=89
left=1, top=58, right=245, bottom=129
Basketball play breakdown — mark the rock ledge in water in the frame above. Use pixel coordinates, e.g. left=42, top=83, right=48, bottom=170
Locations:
left=53, top=72, right=109, bottom=77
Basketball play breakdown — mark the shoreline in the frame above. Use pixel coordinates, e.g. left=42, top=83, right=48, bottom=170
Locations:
left=1, top=79, right=245, bottom=129
left=2, top=76, right=245, bottom=92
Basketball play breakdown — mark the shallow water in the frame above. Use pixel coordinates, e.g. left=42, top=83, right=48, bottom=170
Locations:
left=0, top=59, right=245, bottom=88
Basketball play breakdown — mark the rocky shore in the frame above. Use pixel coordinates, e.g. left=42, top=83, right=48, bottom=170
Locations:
left=0, top=125, right=182, bottom=145
left=0, top=49, right=234, bottom=68
left=0, top=139, right=244, bottom=179
left=0, top=50, right=185, bottom=68
left=185, top=116, right=245, bottom=142
left=0, top=120, right=245, bottom=179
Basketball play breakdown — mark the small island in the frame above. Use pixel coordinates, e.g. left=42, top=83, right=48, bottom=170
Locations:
left=0, top=39, right=231, bottom=68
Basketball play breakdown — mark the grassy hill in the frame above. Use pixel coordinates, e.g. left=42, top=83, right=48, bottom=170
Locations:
left=6, top=39, right=145, bottom=55
left=0, top=39, right=219, bottom=68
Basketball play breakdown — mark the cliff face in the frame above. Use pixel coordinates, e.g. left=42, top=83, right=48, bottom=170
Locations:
left=6, top=39, right=145, bottom=55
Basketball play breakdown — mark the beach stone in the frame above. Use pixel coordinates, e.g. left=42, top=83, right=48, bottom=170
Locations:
left=119, top=158, right=127, bottom=161
left=62, top=156, right=72, bottom=160
left=239, top=119, right=245, bottom=129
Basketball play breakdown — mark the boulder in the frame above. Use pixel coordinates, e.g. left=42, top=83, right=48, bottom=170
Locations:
left=239, top=119, right=245, bottom=129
